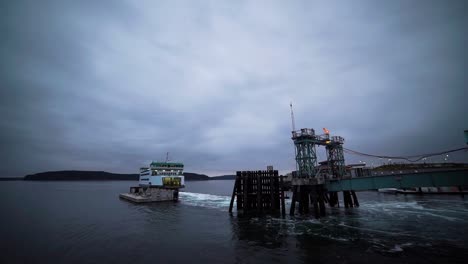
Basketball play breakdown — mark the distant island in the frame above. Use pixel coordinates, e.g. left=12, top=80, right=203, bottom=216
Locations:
left=0, top=177, right=24, bottom=181
left=21, top=170, right=236, bottom=181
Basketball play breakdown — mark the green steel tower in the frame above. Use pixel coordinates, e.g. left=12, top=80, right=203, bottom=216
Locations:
left=326, top=136, right=346, bottom=179
left=292, top=128, right=318, bottom=178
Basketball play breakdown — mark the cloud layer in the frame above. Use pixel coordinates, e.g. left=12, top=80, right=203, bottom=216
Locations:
left=1, top=0, right=467, bottom=176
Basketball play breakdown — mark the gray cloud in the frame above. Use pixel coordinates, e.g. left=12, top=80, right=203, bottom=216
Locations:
left=1, top=0, right=467, bottom=177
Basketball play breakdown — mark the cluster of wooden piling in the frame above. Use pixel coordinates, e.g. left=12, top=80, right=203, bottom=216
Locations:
left=290, top=185, right=328, bottom=217
left=290, top=187, right=360, bottom=218
left=342, top=190, right=359, bottom=208
left=328, top=191, right=340, bottom=207
left=229, top=170, right=286, bottom=215
left=290, top=185, right=324, bottom=217
left=328, top=191, right=359, bottom=208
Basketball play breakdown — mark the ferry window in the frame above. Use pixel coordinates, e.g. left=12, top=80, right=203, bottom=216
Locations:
left=163, top=177, right=181, bottom=187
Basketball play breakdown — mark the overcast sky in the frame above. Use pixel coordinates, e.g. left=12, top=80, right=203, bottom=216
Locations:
left=1, top=0, right=467, bottom=177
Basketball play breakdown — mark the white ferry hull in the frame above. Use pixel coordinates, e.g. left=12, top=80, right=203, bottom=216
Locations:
left=120, top=187, right=180, bottom=203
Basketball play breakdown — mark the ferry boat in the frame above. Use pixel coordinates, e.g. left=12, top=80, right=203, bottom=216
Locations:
left=139, top=161, right=185, bottom=188
left=119, top=160, right=185, bottom=203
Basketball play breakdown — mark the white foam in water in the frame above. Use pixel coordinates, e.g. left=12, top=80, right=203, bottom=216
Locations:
left=179, top=192, right=231, bottom=210
left=413, top=211, right=462, bottom=222
left=362, top=201, right=425, bottom=211
left=389, top=244, right=404, bottom=252
left=338, top=223, right=413, bottom=237
left=362, top=201, right=464, bottom=222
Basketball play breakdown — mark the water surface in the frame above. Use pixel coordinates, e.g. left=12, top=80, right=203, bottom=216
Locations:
left=1, top=180, right=467, bottom=263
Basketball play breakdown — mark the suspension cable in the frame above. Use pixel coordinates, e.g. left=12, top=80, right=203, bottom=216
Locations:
left=343, top=147, right=468, bottom=162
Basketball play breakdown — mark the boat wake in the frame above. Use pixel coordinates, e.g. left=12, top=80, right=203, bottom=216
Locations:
left=177, top=191, right=468, bottom=254
left=179, top=192, right=231, bottom=210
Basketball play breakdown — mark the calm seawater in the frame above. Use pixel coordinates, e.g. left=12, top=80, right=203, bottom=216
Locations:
left=1, top=180, right=467, bottom=264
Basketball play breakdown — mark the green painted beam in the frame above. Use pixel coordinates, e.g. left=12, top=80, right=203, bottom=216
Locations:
left=325, top=170, right=468, bottom=191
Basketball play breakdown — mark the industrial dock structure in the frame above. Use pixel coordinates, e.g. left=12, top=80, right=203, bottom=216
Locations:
left=288, top=127, right=360, bottom=217
left=120, top=105, right=467, bottom=218
left=228, top=104, right=468, bottom=218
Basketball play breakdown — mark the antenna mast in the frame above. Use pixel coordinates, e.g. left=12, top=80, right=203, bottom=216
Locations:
left=290, top=102, right=298, bottom=175
left=290, top=102, right=296, bottom=132
left=165, top=152, right=170, bottom=162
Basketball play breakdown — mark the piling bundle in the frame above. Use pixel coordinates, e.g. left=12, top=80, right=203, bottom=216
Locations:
left=229, top=170, right=286, bottom=215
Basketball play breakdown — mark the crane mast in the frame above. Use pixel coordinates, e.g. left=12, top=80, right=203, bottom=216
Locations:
left=290, top=102, right=296, bottom=132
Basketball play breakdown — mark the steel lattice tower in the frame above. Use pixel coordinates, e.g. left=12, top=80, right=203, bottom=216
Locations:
left=326, top=136, right=346, bottom=178
left=292, top=128, right=318, bottom=178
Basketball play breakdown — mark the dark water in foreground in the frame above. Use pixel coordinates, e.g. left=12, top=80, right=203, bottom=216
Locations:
left=1, top=180, right=467, bottom=264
